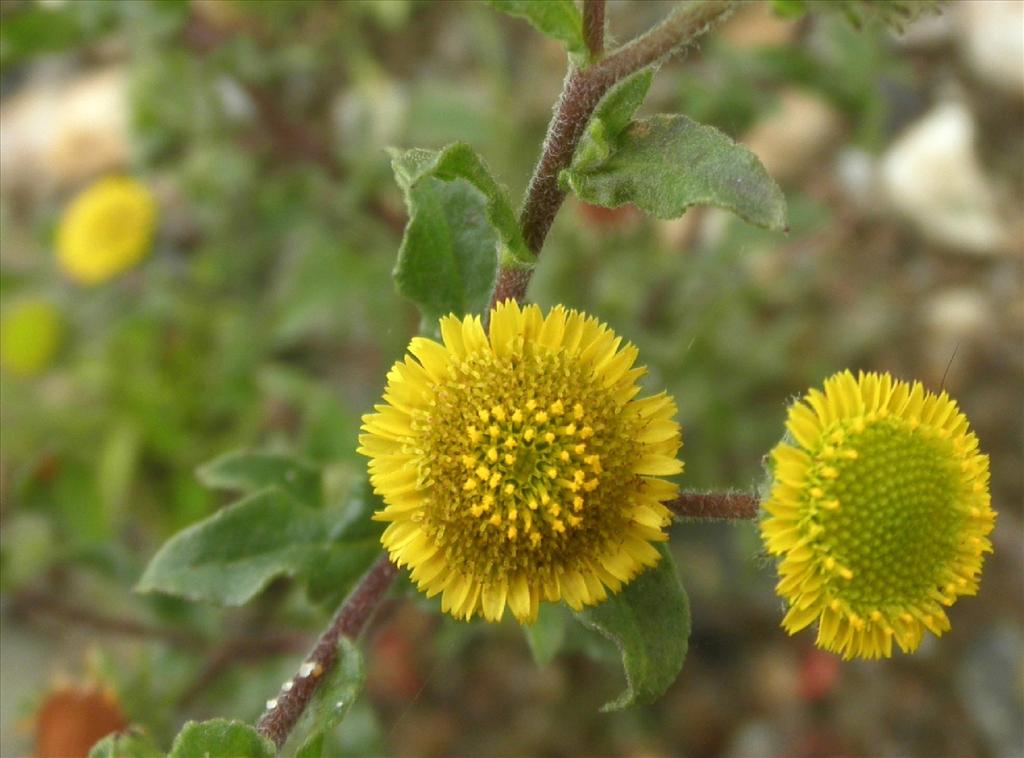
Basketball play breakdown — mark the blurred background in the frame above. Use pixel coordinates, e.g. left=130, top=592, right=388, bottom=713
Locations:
left=1, top=1, right=1021, bottom=756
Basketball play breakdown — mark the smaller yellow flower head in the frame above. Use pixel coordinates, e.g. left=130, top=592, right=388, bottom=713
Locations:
left=359, top=301, right=683, bottom=624
left=0, top=299, right=62, bottom=377
left=56, top=176, right=156, bottom=285
left=761, top=370, right=994, bottom=660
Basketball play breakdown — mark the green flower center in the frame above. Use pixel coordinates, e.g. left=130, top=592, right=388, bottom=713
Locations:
left=410, top=347, right=641, bottom=582
left=810, top=418, right=963, bottom=608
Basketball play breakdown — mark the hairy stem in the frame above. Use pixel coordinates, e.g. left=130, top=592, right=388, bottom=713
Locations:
left=666, top=491, right=760, bottom=521
left=491, top=0, right=738, bottom=310
left=583, top=0, right=606, bottom=60
left=255, top=556, right=398, bottom=749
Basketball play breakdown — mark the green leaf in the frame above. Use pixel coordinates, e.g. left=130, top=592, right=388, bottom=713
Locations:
left=524, top=602, right=569, bottom=666
left=197, top=450, right=322, bottom=507
left=168, top=719, right=274, bottom=758
left=574, top=544, right=690, bottom=711
left=305, top=480, right=386, bottom=608
left=138, top=479, right=383, bottom=607
left=292, top=638, right=366, bottom=758
left=779, top=0, right=941, bottom=31
left=391, top=177, right=498, bottom=325
left=0, top=3, right=116, bottom=70
left=137, top=489, right=326, bottom=605
left=88, top=729, right=164, bottom=758
left=486, top=0, right=586, bottom=58
left=562, top=114, right=788, bottom=231
left=389, top=143, right=529, bottom=321
left=572, top=68, right=655, bottom=173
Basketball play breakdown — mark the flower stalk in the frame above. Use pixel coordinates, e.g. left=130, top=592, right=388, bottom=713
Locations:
left=254, top=556, right=398, bottom=749
left=666, top=491, right=760, bottom=521
left=491, top=0, right=738, bottom=311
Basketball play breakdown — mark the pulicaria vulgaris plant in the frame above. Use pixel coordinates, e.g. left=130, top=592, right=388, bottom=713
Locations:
left=123, top=2, right=996, bottom=754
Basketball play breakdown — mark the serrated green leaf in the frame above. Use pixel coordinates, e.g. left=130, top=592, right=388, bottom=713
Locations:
left=574, top=543, right=690, bottom=711
left=168, top=719, right=274, bottom=758
left=524, top=602, right=569, bottom=666
left=486, top=0, right=585, bottom=58
left=197, top=450, right=322, bottom=507
left=136, top=489, right=325, bottom=605
left=291, top=638, right=366, bottom=758
left=389, top=143, right=529, bottom=323
left=88, top=729, right=164, bottom=758
left=573, top=68, right=655, bottom=173
left=562, top=114, right=788, bottom=231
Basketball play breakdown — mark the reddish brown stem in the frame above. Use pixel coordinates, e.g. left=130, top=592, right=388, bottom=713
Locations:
left=666, top=491, right=760, bottom=521
left=491, top=1, right=737, bottom=311
left=254, top=556, right=398, bottom=749
left=583, top=0, right=606, bottom=61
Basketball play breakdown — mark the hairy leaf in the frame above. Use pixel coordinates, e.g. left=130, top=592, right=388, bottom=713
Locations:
left=486, top=0, right=585, bottom=58
left=562, top=114, right=788, bottom=231
left=573, top=68, right=655, bottom=173
left=390, top=143, right=528, bottom=322
left=138, top=477, right=383, bottom=608
left=168, top=719, right=274, bottom=758
left=137, top=489, right=325, bottom=605
left=88, top=730, right=163, bottom=758
left=197, top=450, right=321, bottom=507
left=575, top=544, right=690, bottom=710
left=292, top=638, right=366, bottom=758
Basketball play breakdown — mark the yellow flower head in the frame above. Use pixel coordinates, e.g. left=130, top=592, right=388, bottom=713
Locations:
left=56, top=176, right=156, bottom=285
left=0, top=298, right=62, bottom=377
left=761, top=370, right=994, bottom=660
left=359, top=301, right=683, bottom=623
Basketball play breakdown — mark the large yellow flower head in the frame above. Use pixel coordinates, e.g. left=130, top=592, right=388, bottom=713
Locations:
left=359, top=300, right=683, bottom=623
left=56, top=176, right=156, bottom=285
left=761, top=370, right=994, bottom=660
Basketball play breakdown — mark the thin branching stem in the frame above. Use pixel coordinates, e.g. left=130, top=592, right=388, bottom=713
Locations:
left=490, top=0, right=739, bottom=311
left=583, top=0, right=606, bottom=60
left=666, top=491, right=760, bottom=521
left=255, top=556, right=398, bottom=749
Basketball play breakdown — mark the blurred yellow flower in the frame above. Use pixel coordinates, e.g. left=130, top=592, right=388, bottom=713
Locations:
left=761, top=370, right=994, bottom=659
left=359, top=300, right=683, bottom=623
left=0, top=299, right=62, bottom=376
left=56, top=176, right=156, bottom=284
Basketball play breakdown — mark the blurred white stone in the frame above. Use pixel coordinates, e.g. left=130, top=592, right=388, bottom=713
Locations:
left=0, top=66, right=129, bottom=198
left=836, top=146, right=881, bottom=212
left=333, top=71, right=407, bottom=156
left=744, top=88, right=844, bottom=184
left=954, top=0, right=1024, bottom=97
left=881, top=101, right=1009, bottom=255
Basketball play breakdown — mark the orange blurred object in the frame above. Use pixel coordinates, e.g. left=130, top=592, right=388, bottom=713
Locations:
left=34, top=686, right=127, bottom=758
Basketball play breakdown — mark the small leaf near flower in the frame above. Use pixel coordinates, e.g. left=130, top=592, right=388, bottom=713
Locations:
left=486, top=0, right=587, bottom=59
left=562, top=113, right=788, bottom=231
left=575, top=543, right=691, bottom=711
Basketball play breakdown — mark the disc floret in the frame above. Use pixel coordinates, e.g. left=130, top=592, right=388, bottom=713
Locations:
left=359, top=301, right=683, bottom=623
left=761, top=370, right=994, bottom=659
